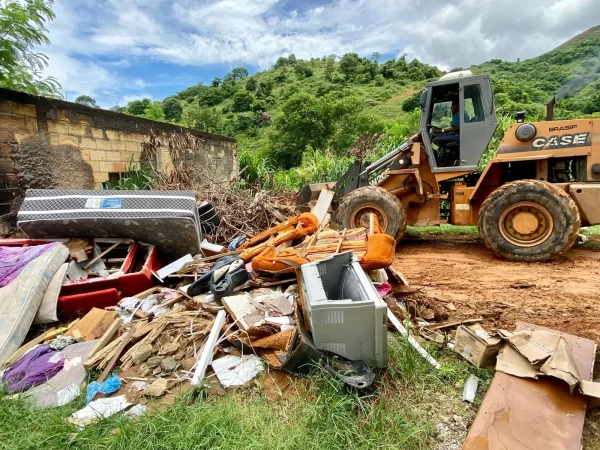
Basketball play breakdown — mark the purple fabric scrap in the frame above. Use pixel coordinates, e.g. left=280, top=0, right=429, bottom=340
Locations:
left=3, top=344, right=65, bottom=393
left=0, top=242, right=59, bottom=288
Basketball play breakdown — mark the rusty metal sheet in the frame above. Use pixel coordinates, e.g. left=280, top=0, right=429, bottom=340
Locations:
left=463, top=321, right=597, bottom=450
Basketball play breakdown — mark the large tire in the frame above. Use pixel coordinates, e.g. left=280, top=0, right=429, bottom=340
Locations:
left=478, top=180, right=580, bottom=262
left=337, top=186, right=407, bottom=240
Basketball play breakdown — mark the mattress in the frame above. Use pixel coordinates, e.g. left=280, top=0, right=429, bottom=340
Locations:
left=17, top=190, right=202, bottom=260
left=0, top=242, right=69, bottom=366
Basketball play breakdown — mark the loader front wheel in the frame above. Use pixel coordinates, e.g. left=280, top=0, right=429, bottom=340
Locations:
left=338, top=186, right=407, bottom=240
left=478, top=180, right=580, bottom=261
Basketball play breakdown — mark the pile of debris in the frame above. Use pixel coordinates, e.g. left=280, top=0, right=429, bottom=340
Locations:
left=1, top=186, right=598, bottom=447
left=0, top=187, right=399, bottom=423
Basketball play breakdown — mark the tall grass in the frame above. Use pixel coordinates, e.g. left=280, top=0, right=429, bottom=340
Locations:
left=102, top=161, right=157, bottom=190
left=273, top=146, right=353, bottom=191
left=239, top=145, right=353, bottom=192
left=0, top=335, right=493, bottom=450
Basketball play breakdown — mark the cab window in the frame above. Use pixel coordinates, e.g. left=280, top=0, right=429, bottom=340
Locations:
left=431, top=101, right=452, bottom=128
left=429, top=82, right=459, bottom=128
left=464, top=84, right=485, bottom=123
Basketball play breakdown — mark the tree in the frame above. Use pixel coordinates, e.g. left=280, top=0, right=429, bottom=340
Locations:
left=198, top=88, right=224, bottom=106
left=402, top=92, right=422, bottom=112
left=288, top=54, right=297, bottom=64
left=232, top=91, right=254, bottom=112
left=74, top=95, right=99, bottom=108
left=339, top=53, right=361, bottom=80
left=232, top=67, right=249, bottom=80
left=0, top=0, right=61, bottom=96
left=245, top=78, right=257, bottom=91
left=110, top=105, right=127, bottom=113
left=127, top=98, right=152, bottom=116
left=256, top=79, right=273, bottom=98
left=324, top=59, right=335, bottom=81
left=182, top=104, right=222, bottom=133
left=210, top=77, right=221, bottom=87
left=143, top=101, right=165, bottom=121
left=162, top=97, right=183, bottom=122
left=371, top=52, right=381, bottom=63
left=272, top=92, right=328, bottom=167
left=294, top=61, right=313, bottom=79
left=223, top=72, right=235, bottom=83
left=274, top=56, right=288, bottom=68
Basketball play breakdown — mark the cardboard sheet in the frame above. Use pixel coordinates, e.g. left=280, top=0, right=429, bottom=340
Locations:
left=495, top=328, right=583, bottom=392
left=464, top=322, right=597, bottom=450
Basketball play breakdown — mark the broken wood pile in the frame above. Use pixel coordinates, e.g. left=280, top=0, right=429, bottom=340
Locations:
left=85, top=306, right=217, bottom=378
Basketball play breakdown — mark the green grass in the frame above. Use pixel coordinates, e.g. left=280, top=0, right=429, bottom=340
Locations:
left=584, top=225, right=600, bottom=235
left=0, top=335, right=492, bottom=450
left=406, top=224, right=600, bottom=239
left=406, top=224, right=480, bottom=237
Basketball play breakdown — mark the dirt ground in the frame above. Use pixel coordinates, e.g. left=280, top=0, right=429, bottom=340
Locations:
left=393, top=234, right=600, bottom=448
left=393, top=234, right=600, bottom=344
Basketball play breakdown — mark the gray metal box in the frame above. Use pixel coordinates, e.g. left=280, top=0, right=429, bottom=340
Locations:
left=301, top=252, right=387, bottom=367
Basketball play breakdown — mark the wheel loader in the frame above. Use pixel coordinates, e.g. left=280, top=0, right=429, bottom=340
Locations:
left=297, top=70, right=600, bottom=261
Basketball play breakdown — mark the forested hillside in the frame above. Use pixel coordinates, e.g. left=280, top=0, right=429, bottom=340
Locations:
left=114, top=25, right=600, bottom=189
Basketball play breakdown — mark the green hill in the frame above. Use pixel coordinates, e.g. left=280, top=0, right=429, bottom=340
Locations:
left=123, top=25, right=600, bottom=188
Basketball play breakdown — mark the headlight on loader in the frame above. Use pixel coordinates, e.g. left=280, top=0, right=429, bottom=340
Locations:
left=515, top=123, right=537, bottom=142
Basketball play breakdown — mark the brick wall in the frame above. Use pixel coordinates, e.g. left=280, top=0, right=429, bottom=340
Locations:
left=0, top=88, right=238, bottom=219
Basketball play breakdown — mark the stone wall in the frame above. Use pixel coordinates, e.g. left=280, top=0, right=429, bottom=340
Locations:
left=0, top=88, right=238, bottom=220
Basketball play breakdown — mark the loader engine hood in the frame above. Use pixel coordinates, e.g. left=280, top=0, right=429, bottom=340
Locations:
left=496, top=120, right=592, bottom=156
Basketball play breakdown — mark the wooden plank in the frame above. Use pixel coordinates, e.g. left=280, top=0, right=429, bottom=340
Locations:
left=83, top=238, right=128, bottom=270
left=463, top=322, right=597, bottom=450
left=65, top=308, right=118, bottom=341
left=97, top=327, right=135, bottom=383
left=311, top=189, right=334, bottom=226
left=72, top=330, right=84, bottom=342
left=105, top=258, right=126, bottom=264
left=335, top=229, right=347, bottom=254
left=4, top=327, right=56, bottom=367
left=431, top=318, right=483, bottom=330
left=66, top=318, right=81, bottom=330
left=87, top=318, right=122, bottom=358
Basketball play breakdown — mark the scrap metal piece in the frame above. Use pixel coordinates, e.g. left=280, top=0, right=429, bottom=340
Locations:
left=191, top=309, right=226, bottom=386
left=387, top=309, right=440, bottom=370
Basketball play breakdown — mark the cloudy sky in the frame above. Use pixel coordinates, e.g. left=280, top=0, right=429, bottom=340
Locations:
left=41, top=0, right=600, bottom=108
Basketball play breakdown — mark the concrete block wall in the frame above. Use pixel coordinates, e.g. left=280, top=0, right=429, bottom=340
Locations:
left=0, top=88, right=238, bottom=194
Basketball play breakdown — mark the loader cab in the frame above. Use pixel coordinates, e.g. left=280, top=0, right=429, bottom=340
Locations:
left=419, top=71, right=498, bottom=173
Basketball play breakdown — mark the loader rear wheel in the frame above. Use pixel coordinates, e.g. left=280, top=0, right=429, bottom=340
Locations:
left=338, top=186, right=406, bottom=240
left=478, top=180, right=580, bottom=262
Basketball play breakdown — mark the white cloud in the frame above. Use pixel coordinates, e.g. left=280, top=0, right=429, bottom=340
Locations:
left=41, top=53, right=116, bottom=100
left=40, top=0, right=600, bottom=101
left=122, top=93, right=153, bottom=103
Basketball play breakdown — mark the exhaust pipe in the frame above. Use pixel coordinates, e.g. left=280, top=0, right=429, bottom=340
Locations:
left=546, top=96, right=555, bottom=121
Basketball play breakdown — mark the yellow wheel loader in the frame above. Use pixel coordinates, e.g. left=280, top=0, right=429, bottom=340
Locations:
left=297, top=70, right=600, bottom=261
